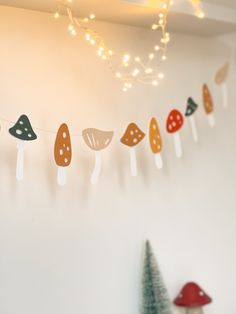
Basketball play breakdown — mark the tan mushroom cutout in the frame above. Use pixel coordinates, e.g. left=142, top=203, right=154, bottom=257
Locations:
left=203, top=84, right=215, bottom=127
left=215, top=62, right=229, bottom=109
left=120, top=123, right=145, bottom=176
left=149, top=117, right=163, bottom=169
left=54, top=123, right=72, bottom=186
left=82, top=128, right=114, bottom=184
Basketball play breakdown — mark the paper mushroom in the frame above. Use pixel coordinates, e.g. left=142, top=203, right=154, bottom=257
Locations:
left=215, top=62, right=230, bottom=109
left=203, top=84, right=215, bottom=127
left=149, top=117, right=163, bottom=169
left=174, top=282, right=212, bottom=314
left=82, top=128, right=114, bottom=184
left=120, top=123, right=145, bottom=176
left=54, top=123, right=72, bottom=186
left=9, top=114, right=37, bottom=181
left=185, top=97, right=199, bottom=143
left=166, top=109, right=184, bottom=158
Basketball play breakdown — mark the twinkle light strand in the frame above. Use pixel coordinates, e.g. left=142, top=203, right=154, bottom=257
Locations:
left=54, top=0, right=204, bottom=91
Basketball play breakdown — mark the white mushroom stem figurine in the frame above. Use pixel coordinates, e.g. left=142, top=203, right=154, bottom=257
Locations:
left=215, top=62, right=229, bottom=109
left=82, top=128, right=114, bottom=184
left=166, top=110, right=184, bottom=158
left=185, top=98, right=199, bottom=143
left=149, top=117, right=163, bottom=169
left=120, top=123, right=145, bottom=177
left=9, top=114, right=37, bottom=181
left=174, top=282, right=212, bottom=314
left=54, top=124, right=72, bottom=186
left=203, top=84, right=215, bottom=127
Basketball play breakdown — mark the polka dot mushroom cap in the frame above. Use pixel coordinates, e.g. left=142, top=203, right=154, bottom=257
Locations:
left=174, top=282, right=212, bottom=308
left=54, top=123, right=72, bottom=167
left=120, top=123, right=145, bottom=147
left=9, top=114, right=37, bottom=141
left=166, top=109, right=184, bottom=133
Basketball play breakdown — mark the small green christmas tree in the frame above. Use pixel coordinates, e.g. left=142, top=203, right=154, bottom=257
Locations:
left=142, top=241, right=173, bottom=314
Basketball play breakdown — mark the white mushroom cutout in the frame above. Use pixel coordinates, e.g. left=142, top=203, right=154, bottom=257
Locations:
left=120, top=123, right=145, bottom=177
left=215, top=62, right=229, bottom=109
left=9, top=114, right=37, bottom=181
left=54, top=124, right=72, bottom=186
left=185, top=98, right=199, bottom=143
left=166, top=109, right=184, bottom=158
left=82, top=128, right=114, bottom=184
left=149, top=117, right=163, bottom=169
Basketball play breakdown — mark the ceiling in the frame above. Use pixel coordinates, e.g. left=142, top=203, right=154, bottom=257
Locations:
left=0, top=0, right=236, bottom=36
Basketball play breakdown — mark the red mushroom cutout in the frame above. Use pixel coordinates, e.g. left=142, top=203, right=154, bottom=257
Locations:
left=54, top=124, right=72, bottom=186
left=166, top=109, right=184, bottom=158
left=149, top=117, right=163, bottom=169
left=120, top=123, right=145, bottom=176
left=215, top=62, right=229, bottom=109
left=203, top=84, right=215, bottom=127
left=82, top=128, right=114, bottom=184
left=174, top=282, right=212, bottom=314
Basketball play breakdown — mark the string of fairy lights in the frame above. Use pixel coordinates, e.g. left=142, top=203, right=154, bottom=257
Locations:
left=54, top=0, right=204, bottom=91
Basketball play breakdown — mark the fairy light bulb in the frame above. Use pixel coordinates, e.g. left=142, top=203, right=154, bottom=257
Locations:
left=149, top=53, right=154, bottom=60
left=123, top=54, right=130, bottom=63
left=154, top=45, right=160, bottom=51
left=158, top=73, right=164, bottom=79
left=85, top=33, right=91, bottom=41
left=152, top=24, right=158, bottom=30
left=90, top=39, right=95, bottom=45
left=90, top=14, right=95, bottom=19
left=116, top=72, right=122, bottom=79
left=135, top=57, right=141, bottom=62
left=68, top=24, right=74, bottom=31
left=84, top=18, right=89, bottom=22
left=132, top=69, right=140, bottom=77
left=152, top=80, right=158, bottom=86
left=54, top=12, right=60, bottom=19
left=162, top=55, right=167, bottom=61
left=108, top=50, right=113, bottom=56
left=145, top=68, right=153, bottom=74
left=197, top=11, right=205, bottom=18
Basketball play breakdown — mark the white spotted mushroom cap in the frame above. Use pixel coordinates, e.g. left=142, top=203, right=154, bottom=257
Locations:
left=166, top=109, right=184, bottom=134
left=9, top=114, right=37, bottom=141
left=174, top=282, right=212, bottom=308
left=54, top=123, right=72, bottom=167
left=120, top=123, right=145, bottom=147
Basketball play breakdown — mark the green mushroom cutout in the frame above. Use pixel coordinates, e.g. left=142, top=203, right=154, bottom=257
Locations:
left=9, top=115, right=37, bottom=181
left=185, top=97, right=199, bottom=143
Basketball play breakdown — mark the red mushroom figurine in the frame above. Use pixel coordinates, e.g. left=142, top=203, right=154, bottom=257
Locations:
left=166, top=109, right=184, bottom=158
left=174, top=282, right=212, bottom=314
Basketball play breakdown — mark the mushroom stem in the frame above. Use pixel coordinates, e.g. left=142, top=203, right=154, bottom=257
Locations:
left=222, top=83, right=228, bottom=109
left=91, top=151, right=102, bottom=185
left=16, top=140, right=25, bottom=181
left=130, top=147, right=137, bottom=176
left=189, top=116, right=198, bottom=143
left=57, top=166, right=67, bottom=186
left=186, top=307, right=203, bottom=314
left=154, top=153, right=163, bottom=169
left=207, top=113, right=215, bottom=127
left=173, top=132, right=183, bottom=158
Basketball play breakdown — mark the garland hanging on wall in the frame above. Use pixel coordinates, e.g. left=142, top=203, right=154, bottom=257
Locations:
left=53, top=0, right=204, bottom=91
left=0, top=68, right=230, bottom=186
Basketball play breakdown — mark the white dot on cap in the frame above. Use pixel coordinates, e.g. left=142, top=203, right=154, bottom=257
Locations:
left=63, top=132, right=67, bottom=139
left=19, top=121, right=23, bottom=125
left=65, top=158, right=68, bottom=164
left=199, top=291, right=204, bottom=296
left=16, top=129, right=22, bottom=135
left=28, top=134, right=32, bottom=138
left=60, top=149, right=63, bottom=156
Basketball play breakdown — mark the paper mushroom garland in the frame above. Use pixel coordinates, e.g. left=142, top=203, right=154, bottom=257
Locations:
left=185, top=97, right=199, bottom=143
left=215, top=62, right=229, bottom=109
left=54, top=123, right=72, bottom=186
left=120, top=123, right=145, bottom=176
left=82, top=128, right=114, bottom=184
left=174, top=282, right=212, bottom=314
left=166, top=109, right=184, bottom=158
left=149, top=117, right=163, bottom=169
left=9, top=114, right=37, bottom=181
left=203, top=84, right=215, bottom=127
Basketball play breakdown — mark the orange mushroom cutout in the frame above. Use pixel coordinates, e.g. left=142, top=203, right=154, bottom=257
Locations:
left=54, top=123, right=72, bottom=186
left=120, top=123, right=145, bottom=176
left=203, top=84, right=215, bottom=127
left=149, top=117, right=163, bottom=169
left=166, top=109, right=184, bottom=158
left=82, top=128, right=114, bottom=184
left=215, top=62, right=230, bottom=109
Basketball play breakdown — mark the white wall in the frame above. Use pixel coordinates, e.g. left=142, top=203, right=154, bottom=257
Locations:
left=0, top=5, right=235, bottom=314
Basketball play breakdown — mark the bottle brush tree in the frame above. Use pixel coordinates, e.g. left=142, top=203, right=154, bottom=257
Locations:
left=142, top=240, right=173, bottom=314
